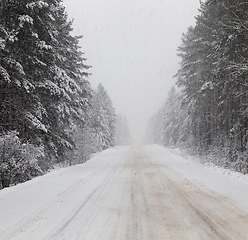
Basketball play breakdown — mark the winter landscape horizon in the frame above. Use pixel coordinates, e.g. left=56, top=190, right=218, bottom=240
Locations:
left=1, top=0, right=248, bottom=239
left=63, top=0, right=200, bottom=142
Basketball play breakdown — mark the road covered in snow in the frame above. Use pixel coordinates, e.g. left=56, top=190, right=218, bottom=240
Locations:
left=1, top=145, right=248, bottom=239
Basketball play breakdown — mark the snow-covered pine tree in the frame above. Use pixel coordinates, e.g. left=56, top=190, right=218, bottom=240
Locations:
left=90, top=84, right=116, bottom=151
left=0, top=0, right=90, bottom=170
left=0, top=131, right=44, bottom=189
left=114, top=114, right=132, bottom=146
left=172, top=0, right=248, bottom=171
left=144, top=86, right=191, bottom=148
left=143, top=110, right=164, bottom=145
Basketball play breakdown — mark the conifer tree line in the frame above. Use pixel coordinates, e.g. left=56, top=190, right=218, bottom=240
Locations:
left=0, top=0, right=130, bottom=189
left=145, top=0, right=248, bottom=174
left=115, top=114, right=132, bottom=146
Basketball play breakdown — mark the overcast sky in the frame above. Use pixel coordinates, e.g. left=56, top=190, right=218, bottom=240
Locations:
left=62, top=0, right=200, bottom=143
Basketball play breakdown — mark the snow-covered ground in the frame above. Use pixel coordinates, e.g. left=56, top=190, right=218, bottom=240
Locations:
left=150, top=145, right=248, bottom=208
left=0, top=147, right=128, bottom=238
left=0, top=145, right=248, bottom=239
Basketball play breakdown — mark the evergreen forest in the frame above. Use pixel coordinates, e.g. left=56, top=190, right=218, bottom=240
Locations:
left=0, top=0, right=131, bottom=189
left=145, top=0, right=248, bottom=174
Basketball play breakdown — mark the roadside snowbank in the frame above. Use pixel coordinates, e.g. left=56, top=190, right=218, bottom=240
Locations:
left=0, top=147, right=127, bottom=234
left=149, top=145, right=248, bottom=208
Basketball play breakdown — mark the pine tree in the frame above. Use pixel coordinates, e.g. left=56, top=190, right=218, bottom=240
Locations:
left=0, top=0, right=90, bottom=169
left=90, top=84, right=116, bottom=151
left=176, top=0, right=248, bottom=152
left=115, top=114, right=132, bottom=145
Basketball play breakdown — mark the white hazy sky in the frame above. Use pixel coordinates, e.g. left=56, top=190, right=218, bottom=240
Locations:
left=62, top=0, right=200, bottom=143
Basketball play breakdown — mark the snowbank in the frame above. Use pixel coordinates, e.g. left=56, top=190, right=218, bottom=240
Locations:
left=149, top=145, right=248, bottom=208
left=0, top=147, right=127, bottom=233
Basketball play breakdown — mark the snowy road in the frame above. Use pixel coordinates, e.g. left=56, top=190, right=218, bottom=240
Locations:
left=1, top=146, right=248, bottom=239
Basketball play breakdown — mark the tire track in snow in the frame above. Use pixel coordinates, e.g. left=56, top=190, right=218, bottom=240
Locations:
left=46, top=161, right=122, bottom=240
left=0, top=164, right=112, bottom=240
left=127, top=147, right=155, bottom=240
left=144, top=147, right=242, bottom=240
left=2, top=146, right=248, bottom=239
left=156, top=171, right=224, bottom=239
left=128, top=150, right=139, bottom=240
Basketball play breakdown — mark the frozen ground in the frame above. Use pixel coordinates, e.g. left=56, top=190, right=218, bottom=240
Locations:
left=0, top=145, right=248, bottom=239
